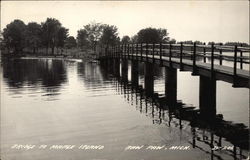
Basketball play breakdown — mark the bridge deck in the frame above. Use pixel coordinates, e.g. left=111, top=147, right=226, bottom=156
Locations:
left=116, top=54, right=249, bottom=88
left=135, top=54, right=249, bottom=78
left=100, top=43, right=249, bottom=88
left=160, top=56, right=249, bottom=78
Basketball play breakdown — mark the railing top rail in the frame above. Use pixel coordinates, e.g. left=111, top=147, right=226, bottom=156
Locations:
left=117, top=43, right=250, bottom=52
left=103, top=43, right=250, bottom=54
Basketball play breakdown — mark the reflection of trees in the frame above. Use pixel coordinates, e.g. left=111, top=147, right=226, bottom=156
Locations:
left=2, top=58, right=67, bottom=93
left=77, top=62, right=105, bottom=89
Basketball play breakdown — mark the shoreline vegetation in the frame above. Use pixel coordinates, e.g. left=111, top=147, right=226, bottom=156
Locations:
left=0, top=18, right=249, bottom=62
left=1, top=48, right=99, bottom=62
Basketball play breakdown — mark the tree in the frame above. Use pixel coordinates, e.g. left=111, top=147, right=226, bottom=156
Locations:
left=157, top=28, right=169, bottom=43
left=25, top=22, right=42, bottom=54
left=65, top=36, right=77, bottom=49
left=2, top=19, right=27, bottom=54
left=194, top=41, right=204, bottom=45
left=137, top=27, right=169, bottom=43
left=56, top=27, right=69, bottom=49
left=121, top=35, right=130, bottom=44
left=0, top=30, right=4, bottom=50
left=83, top=22, right=104, bottom=51
left=99, top=25, right=119, bottom=46
left=178, top=40, right=194, bottom=44
left=224, top=42, right=249, bottom=47
left=41, top=18, right=62, bottom=54
left=77, top=29, right=89, bottom=49
left=130, top=35, right=138, bottom=43
left=169, top=38, right=176, bottom=44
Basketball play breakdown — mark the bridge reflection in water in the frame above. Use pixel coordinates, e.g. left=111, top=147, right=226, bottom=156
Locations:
left=99, top=58, right=249, bottom=160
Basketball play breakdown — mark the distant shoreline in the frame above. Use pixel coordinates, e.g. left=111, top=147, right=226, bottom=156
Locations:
left=0, top=49, right=99, bottom=62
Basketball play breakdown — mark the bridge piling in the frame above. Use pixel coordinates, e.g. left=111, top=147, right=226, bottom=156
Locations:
left=165, top=67, right=177, bottom=107
left=114, top=58, right=120, bottom=77
left=144, top=62, right=154, bottom=95
left=131, top=60, right=139, bottom=86
left=121, top=59, right=128, bottom=82
left=199, top=75, right=216, bottom=118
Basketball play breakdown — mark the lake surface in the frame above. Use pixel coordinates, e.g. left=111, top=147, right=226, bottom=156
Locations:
left=0, top=58, right=249, bottom=160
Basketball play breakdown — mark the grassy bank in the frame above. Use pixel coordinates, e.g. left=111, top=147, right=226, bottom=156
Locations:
left=1, top=48, right=100, bottom=62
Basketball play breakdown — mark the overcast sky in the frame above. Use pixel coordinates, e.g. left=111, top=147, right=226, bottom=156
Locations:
left=1, top=1, right=249, bottom=43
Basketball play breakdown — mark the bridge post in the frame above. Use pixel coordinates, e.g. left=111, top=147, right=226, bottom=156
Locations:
left=203, top=43, right=206, bottom=63
left=160, top=43, right=163, bottom=66
left=140, top=43, right=143, bottom=61
left=144, top=62, right=154, bottom=95
left=211, top=43, right=215, bottom=78
left=219, top=43, right=223, bottom=65
left=240, top=44, right=243, bottom=69
left=131, top=60, right=139, bottom=86
left=121, top=59, right=128, bottom=82
left=180, top=42, right=184, bottom=70
left=199, top=75, right=216, bottom=118
left=152, top=43, right=155, bottom=63
left=169, top=43, right=172, bottom=67
left=136, top=43, right=138, bottom=60
left=165, top=67, right=177, bottom=107
left=192, top=42, right=198, bottom=75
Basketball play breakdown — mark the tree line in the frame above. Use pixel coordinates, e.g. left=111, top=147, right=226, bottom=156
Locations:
left=76, top=22, right=172, bottom=51
left=1, top=18, right=171, bottom=55
left=1, top=18, right=248, bottom=55
left=1, top=18, right=76, bottom=54
left=177, top=40, right=249, bottom=46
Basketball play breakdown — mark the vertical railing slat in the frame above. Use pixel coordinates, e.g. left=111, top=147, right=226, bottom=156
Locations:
left=219, top=43, right=222, bottom=65
left=211, top=43, right=214, bottom=78
left=192, top=42, right=196, bottom=74
left=152, top=43, right=155, bottom=62
left=136, top=43, right=138, bottom=60
left=240, top=44, right=243, bottom=69
left=180, top=42, right=183, bottom=70
left=234, top=45, right=238, bottom=77
left=132, top=43, right=134, bottom=59
left=169, top=43, right=172, bottom=64
left=140, top=43, right=143, bottom=61
left=203, top=43, right=206, bottom=63
left=160, top=43, right=162, bottom=65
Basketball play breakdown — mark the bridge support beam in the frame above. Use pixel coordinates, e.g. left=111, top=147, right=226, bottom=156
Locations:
left=144, top=62, right=154, bottom=95
left=199, top=75, right=216, bottom=118
left=165, top=67, right=177, bottom=108
left=131, top=60, right=139, bottom=86
left=121, top=59, right=128, bottom=82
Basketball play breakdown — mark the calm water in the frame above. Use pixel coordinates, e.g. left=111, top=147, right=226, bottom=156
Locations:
left=0, top=58, right=249, bottom=160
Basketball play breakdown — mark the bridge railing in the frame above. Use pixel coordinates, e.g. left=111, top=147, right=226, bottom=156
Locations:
left=100, top=43, right=250, bottom=76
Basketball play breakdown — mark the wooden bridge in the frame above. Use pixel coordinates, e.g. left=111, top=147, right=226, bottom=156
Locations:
left=98, top=42, right=249, bottom=118
left=98, top=42, right=249, bottom=157
left=99, top=43, right=249, bottom=88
